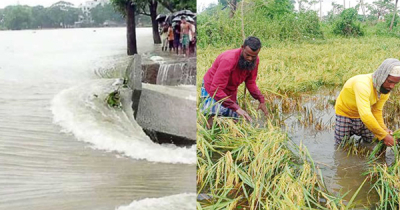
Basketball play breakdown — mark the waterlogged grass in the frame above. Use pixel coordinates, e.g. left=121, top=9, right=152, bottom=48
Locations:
left=197, top=36, right=400, bottom=94
left=197, top=114, right=350, bottom=209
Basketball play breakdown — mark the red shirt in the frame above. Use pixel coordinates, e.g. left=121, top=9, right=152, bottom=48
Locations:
left=203, top=48, right=265, bottom=111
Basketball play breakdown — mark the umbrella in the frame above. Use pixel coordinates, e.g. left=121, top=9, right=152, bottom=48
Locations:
left=172, top=16, right=194, bottom=23
left=156, top=14, right=167, bottom=22
left=173, top=10, right=195, bottom=17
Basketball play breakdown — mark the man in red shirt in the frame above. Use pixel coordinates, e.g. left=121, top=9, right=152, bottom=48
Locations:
left=201, top=36, right=268, bottom=127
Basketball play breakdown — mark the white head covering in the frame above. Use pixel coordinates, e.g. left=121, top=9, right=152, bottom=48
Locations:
left=372, top=58, right=400, bottom=94
left=389, top=66, right=400, bottom=77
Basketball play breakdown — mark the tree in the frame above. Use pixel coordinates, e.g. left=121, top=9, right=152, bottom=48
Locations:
left=297, top=0, right=319, bottom=12
left=366, top=0, right=394, bottom=20
left=91, top=3, right=124, bottom=26
left=219, top=0, right=240, bottom=17
left=158, top=0, right=196, bottom=13
left=390, top=0, right=398, bottom=30
left=3, top=5, right=33, bottom=30
left=31, top=6, right=47, bottom=28
left=333, top=8, right=364, bottom=36
left=111, top=0, right=138, bottom=55
left=257, top=0, right=294, bottom=19
left=137, top=0, right=161, bottom=44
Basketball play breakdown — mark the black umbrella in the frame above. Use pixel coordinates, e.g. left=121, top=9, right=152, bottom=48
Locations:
left=172, top=16, right=194, bottom=23
left=173, top=10, right=195, bottom=17
left=156, top=14, right=167, bottom=22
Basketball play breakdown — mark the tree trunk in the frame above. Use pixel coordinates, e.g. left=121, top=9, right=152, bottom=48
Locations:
left=319, top=0, right=322, bottom=20
left=360, top=0, right=366, bottom=21
left=126, top=1, right=137, bottom=55
left=299, top=0, right=302, bottom=12
left=149, top=0, right=161, bottom=44
left=390, top=0, right=399, bottom=31
left=230, top=0, right=237, bottom=18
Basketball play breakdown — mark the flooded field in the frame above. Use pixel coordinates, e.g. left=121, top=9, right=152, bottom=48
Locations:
left=262, top=88, right=400, bottom=208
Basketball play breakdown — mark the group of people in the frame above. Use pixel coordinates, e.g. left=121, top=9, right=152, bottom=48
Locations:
left=201, top=36, right=400, bottom=147
left=160, top=16, right=196, bottom=57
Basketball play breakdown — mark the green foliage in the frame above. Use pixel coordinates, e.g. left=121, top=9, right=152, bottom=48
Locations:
left=90, top=3, right=124, bottom=25
left=333, top=8, right=364, bottom=37
left=257, top=0, right=294, bottom=19
left=0, top=3, right=82, bottom=30
left=366, top=0, right=394, bottom=19
left=105, top=90, right=122, bottom=108
left=197, top=1, right=323, bottom=48
left=110, top=0, right=129, bottom=16
left=3, top=5, right=33, bottom=30
left=384, top=12, right=400, bottom=28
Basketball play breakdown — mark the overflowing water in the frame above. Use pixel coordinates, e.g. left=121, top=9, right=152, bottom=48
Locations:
left=0, top=28, right=195, bottom=210
left=116, top=193, right=196, bottom=210
left=155, top=62, right=196, bottom=86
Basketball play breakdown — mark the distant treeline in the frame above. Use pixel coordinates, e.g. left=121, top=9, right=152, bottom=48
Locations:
left=198, top=0, right=400, bottom=47
left=0, top=1, right=152, bottom=30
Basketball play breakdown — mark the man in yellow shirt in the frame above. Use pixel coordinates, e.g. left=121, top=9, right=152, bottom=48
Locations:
left=335, top=59, right=400, bottom=147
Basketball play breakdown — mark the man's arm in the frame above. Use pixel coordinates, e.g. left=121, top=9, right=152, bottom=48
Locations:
left=244, top=60, right=265, bottom=102
left=372, top=94, right=389, bottom=130
left=208, top=59, right=240, bottom=111
left=244, top=60, right=268, bottom=116
left=354, top=82, right=388, bottom=140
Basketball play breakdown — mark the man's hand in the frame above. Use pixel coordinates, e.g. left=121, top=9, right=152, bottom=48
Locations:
left=258, top=102, right=269, bottom=117
left=236, top=108, right=252, bottom=122
left=383, top=134, right=395, bottom=147
left=385, top=128, right=393, bottom=135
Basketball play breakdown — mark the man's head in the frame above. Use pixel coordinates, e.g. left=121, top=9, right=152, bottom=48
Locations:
left=373, top=59, right=400, bottom=94
left=181, top=16, right=186, bottom=23
left=380, top=66, right=400, bottom=94
left=238, top=36, right=261, bottom=71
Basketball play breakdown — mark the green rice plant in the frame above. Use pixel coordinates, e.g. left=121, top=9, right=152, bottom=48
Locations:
left=367, top=144, right=400, bottom=209
left=337, top=135, right=370, bottom=157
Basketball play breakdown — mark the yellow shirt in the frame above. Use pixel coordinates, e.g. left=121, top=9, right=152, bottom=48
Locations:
left=335, top=74, right=389, bottom=140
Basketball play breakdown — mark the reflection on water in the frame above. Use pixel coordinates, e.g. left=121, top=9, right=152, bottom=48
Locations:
left=0, top=28, right=195, bottom=210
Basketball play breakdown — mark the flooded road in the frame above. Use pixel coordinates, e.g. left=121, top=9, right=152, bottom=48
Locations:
left=0, top=28, right=195, bottom=210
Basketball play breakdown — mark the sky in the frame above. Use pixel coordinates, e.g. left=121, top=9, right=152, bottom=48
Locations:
left=197, top=0, right=377, bottom=16
left=0, top=0, right=93, bottom=9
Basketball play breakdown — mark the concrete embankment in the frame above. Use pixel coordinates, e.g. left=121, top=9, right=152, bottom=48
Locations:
left=125, top=54, right=196, bottom=145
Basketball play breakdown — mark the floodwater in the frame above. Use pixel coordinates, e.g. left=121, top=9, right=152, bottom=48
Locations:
left=282, top=91, right=381, bottom=208
left=0, top=27, right=195, bottom=210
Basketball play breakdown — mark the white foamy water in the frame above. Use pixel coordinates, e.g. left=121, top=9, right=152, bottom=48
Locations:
left=0, top=27, right=195, bottom=210
left=116, top=193, right=196, bottom=210
left=51, top=79, right=196, bottom=164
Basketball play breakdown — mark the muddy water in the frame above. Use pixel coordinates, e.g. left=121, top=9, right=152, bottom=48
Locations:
left=279, top=91, right=380, bottom=208
left=0, top=28, right=195, bottom=210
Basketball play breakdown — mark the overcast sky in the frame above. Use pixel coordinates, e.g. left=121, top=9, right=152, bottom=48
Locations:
left=197, top=0, right=378, bottom=15
left=0, top=0, right=94, bottom=9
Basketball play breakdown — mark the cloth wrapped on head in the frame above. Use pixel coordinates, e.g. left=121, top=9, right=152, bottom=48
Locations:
left=372, top=58, right=400, bottom=94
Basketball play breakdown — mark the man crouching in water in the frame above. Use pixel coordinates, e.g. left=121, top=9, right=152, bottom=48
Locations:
left=200, top=36, right=269, bottom=128
left=335, top=59, right=400, bottom=147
